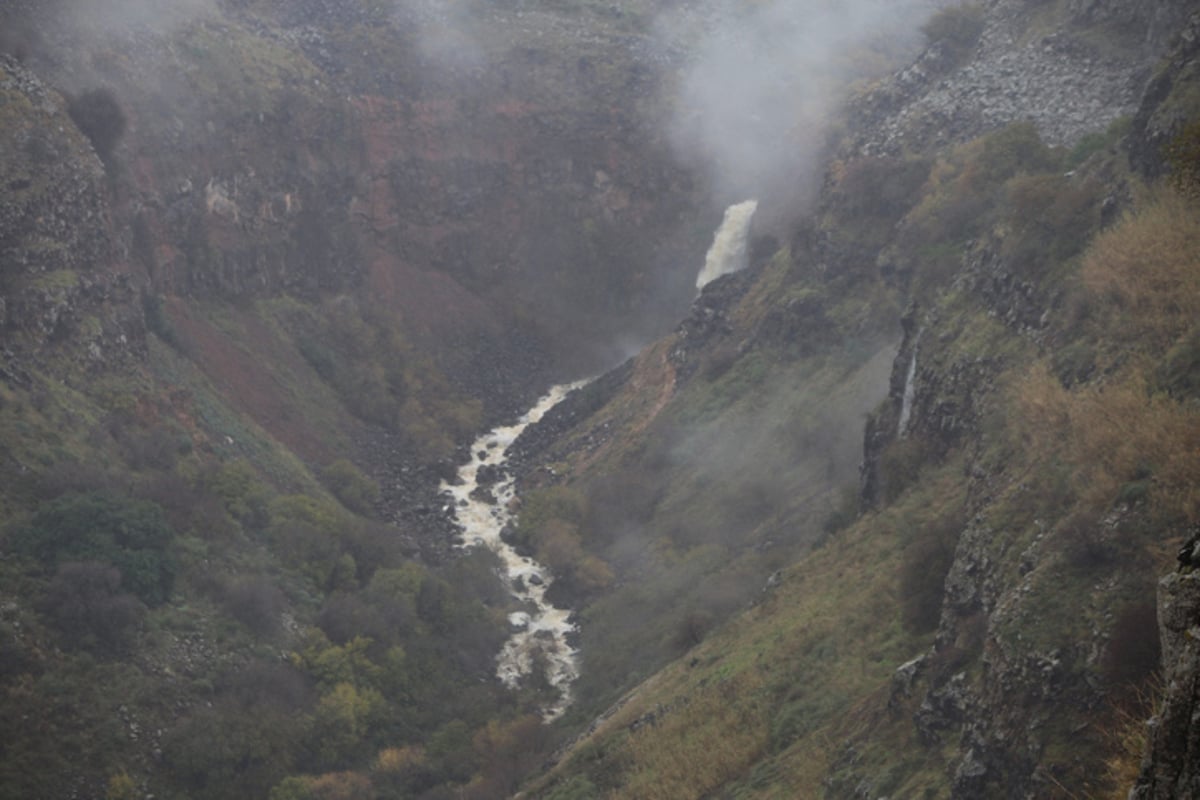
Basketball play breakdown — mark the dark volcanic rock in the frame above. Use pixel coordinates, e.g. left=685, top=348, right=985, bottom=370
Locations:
left=1130, top=569, right=1200, bottom=800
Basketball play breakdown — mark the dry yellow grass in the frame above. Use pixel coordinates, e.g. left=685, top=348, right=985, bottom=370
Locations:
left=617, top=670, right=771, bottom=800
left=1014, top=363, right=1200, bottom=520
left=1082, top=188, right=1200, bottom=349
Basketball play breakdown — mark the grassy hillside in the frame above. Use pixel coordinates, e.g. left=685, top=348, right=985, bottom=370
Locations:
left=521, top=76, right=1200, bottom=798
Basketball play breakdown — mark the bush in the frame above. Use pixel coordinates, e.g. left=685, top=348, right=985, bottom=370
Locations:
left=8, top=491, right=176, bottom=606
left=222, top=576, right=287, bottom=637
left=1001, top=174, right=1102, bottom=274
left=116, top=422, right=192, bottom=471
left=921, top=4, right=985, bottom=61
left=320, top=459, right=380, bottom=517
left=163, top=695, right=309, bottom=800
left=879, top=437, right=930, bottom=503
left=40, top=561, right=144, bottom=653
left=318, top=593, right=390, bottom=646
left=66, top=88, right=127, bottom=164
left=835, top=156, right=932, bottom=221
left=205, top=460, right=272, bottom=531
left=1012, top=363, right=1200, bottom=520
left=1056, top=509, right=1114, bottom=568
left=980, top=121, right=1059, bottom=182
left=1083, top=188, right=1200, bottom=348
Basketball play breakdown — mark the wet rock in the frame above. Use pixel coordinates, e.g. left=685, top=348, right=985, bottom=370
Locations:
left=889, top=654, right=927, bottom=711
left=915, top=672, right=971, bottom=744
left=1130, top=571, right=1200, bottom=799
left=469, top=486, right=497, bottom=505
left=476, top=463, right=506, bottom=486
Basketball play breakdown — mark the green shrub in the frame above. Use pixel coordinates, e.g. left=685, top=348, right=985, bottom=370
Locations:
left=921, top=4, right=985, bottom=61
left=980, top=121, right=1060, bottom=182
left=297, top=336, right=337, bottom=383
left=267, top=494, right=351, bottom=587
left=1067, top=117, right=1130, bottom=169
left=835, top=156, right=932, bottom=221
left=879, top=437, right=930, bottom=503
left=8, top=491, right=176, bottom=606
left=320, top=459, right=379, bottom=517
left=206, top=460, right=272, bottom=530
left=40, top=561, right=144, bottom=653
left=1001, top=174, right=1102, bottom=274
left=221, top=576, right=286, bottom=637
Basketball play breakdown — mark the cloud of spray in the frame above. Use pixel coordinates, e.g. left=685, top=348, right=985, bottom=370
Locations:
left=656, top=0, right=933, bottom=213
left=59, top=0, right=217, bottom=35
left=393, top=0, right=489, bottom=74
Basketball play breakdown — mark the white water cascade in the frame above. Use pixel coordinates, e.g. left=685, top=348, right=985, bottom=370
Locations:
left=897, top=332, right=922, bottom=438
left=440, top=382, right=586, bottom=720
left=695, top=199, right=759, bottom=291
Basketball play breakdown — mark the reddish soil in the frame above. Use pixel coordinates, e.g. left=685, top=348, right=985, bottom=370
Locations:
left=164, top=296, right=341, bottom=463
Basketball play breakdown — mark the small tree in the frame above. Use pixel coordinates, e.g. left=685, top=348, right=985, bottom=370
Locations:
left=40, top=561, right=144, bottom=653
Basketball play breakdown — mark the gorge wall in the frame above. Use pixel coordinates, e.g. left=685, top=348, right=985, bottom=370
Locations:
left=1, top=0, right=707, bottom=408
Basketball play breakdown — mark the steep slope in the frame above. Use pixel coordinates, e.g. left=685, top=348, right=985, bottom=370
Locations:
left=517, top=5, right=1200, bottom=799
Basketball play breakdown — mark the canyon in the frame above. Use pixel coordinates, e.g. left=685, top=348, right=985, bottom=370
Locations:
left=0, top=1, right=1198, bottom=798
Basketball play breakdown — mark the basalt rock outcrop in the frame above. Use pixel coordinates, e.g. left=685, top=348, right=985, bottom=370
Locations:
left=1131, top=569, right=1200, bottom=799
left=0, top=55, right=144, bottom=369
left=0, top=1, right=707, bottom=392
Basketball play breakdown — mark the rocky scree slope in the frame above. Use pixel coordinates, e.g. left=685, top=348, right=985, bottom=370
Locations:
left=846, top=0, right=1192, bottom=157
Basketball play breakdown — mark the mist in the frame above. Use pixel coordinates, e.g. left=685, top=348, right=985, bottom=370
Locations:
left=393, top=0, right=489, bottom=74
left=57, top=0, right=216, bottom=35
left=656, top=0, right=934, bottom=216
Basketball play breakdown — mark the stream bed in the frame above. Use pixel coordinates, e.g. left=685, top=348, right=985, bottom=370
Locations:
left=440, top=382, right=586, bottom=720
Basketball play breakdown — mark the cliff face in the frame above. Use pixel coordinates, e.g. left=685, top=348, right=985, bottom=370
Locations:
left=1, top=0, right=705, bottom=395
left=0, top=55, right=143, bottom=368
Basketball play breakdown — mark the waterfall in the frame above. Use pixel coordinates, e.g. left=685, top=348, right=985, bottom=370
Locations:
left=440, top=382, right=586, bottom=721
left=897, top=332, right=922, bottom=438
left=695, top=199, right=759, bottom=290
